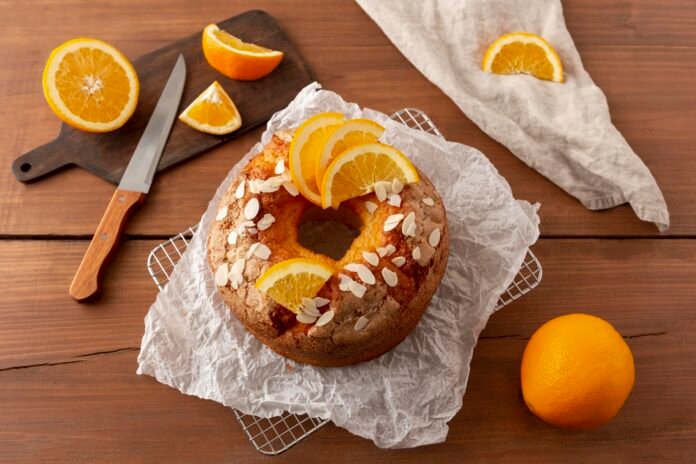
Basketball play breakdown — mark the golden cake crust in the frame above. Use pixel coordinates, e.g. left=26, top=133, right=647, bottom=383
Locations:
left=208, top=132, right=449, bottom=366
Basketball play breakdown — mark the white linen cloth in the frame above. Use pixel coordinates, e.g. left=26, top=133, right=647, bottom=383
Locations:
left=356, top=0, right=669, bottom=231
left=138, top=83, right=540, bottom=448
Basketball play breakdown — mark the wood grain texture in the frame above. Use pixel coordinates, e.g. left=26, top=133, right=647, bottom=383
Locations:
left=1, top=0, right=695, bottom=462
left=0, top=239, right=694, bottom=462
left=0, top=0, right=694, bottom=237
left=11, top=10, right=313, bottom=184
left=69, top=189, right=145, bottom=301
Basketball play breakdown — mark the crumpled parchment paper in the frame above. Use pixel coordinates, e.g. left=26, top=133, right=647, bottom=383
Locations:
left=137, top=82, right=540, bottom=448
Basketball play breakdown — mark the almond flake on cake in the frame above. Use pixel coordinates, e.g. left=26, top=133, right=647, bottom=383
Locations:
left=215, top=205, right=228, bottom=221
left=354, top=315, right=369, bottom=331
left=243, top=198, right=260, bottom=220
left=384, top=214, right=405, bottom=232
left=428, top=228, right=441, bottom=247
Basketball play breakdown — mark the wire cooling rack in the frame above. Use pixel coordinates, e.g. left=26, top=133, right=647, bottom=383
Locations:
left=146, top=108, right=542, bottom=455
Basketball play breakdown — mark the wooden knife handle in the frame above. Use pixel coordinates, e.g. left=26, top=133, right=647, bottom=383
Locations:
left=69, top=189, right=146, bottom=302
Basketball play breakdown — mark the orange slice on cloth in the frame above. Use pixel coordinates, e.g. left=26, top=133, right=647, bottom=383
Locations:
left=481, top=32, right=563, bottom=83
left=178, top=81, right=242, bottom=135
left=202, top=24, right=284, bottom=81
left=320, top=142, right=419, bottom=209
left=42, top=38, right=139, bottom=132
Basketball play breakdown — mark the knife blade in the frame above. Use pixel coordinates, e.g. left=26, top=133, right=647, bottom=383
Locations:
left=70, top=55, right=186, bottom=302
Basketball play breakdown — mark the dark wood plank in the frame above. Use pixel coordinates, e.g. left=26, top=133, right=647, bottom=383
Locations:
left=0, top=238, right=694, bottom=461
left=11, top=10, right=312, bottom=184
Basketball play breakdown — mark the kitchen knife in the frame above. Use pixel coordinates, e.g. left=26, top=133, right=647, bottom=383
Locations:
left=69, top=54, right=186, bottom=302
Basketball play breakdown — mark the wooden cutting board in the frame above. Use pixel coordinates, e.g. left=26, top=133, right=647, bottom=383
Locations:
left=11, top=10, right=313, bottom=184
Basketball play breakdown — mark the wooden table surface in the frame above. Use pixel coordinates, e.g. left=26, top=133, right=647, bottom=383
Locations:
left=1, top=1, right=694, bottom=462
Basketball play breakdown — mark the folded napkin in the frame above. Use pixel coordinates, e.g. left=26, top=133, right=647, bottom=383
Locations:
left=356, top=0, right=670, bottom=231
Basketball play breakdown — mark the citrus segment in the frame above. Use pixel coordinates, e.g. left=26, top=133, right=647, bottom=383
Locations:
left=42, top=38, right=139, bottom=132
left=320, top=142, right=419, bottom=209
left=202, top=24, right=283, bottom=81
left=315, top=119, right=385, bottom=190
left=178, top=81, right=242, bottom=135
left=482, top=32, right=563, bottom=83
left=289, top=112, right=345, bottom=205
left=255, top=258, right=334, bottom=313
left=521, top=313, right=635, bottom=429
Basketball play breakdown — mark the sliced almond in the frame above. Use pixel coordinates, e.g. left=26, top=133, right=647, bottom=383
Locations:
left=246, top=243, right=260, bottom=259
left=315, top=310, right=335, bottom=327
left=230, top=258, right=245, bottom=276
left=428, top=228, right=441, bottom=247
left=214, top=263, right=229, bottom=286
left=354, top=316, right=369, bottom=331
left=338, top=273, right=352, bottom=291
left=391, top=256, right=406, bottom=267
left=401, top=212, right=416, bottom=237
left=388, top=193, right=402, bottom=207
left=422, top=197, right=435, bottom=206
left=215, top=205, right=228, bottom=221
left=344, top=263, right=375, bottom=285
left=381, top=267, right=398, bottom=287
left=256, top=214, right=276, bottom=231
left=314, top=297, right=330, bottom=308
left=274, top=160, right=285, bottom=175
left=253, top=243, right=271, bottom=260
left=384, top=244, right=396, bottom=256
left=384, top=214, right=404, bottom=232
left=362, top=251, right=379, bottom=266
left=248, top=180, right=263, bottom=194
left=392, top=178, right=404, bottom=194
left=297, top=312, right=317, bottom=324
left=348, top=280, right=367, bottom=298
left=301, top=297, right=321, bottom=317
left=412, top=246, right=422, bottom=260
left=283, top=182, right=300, bottom=196
left=406, top=222, right=417, bottom=237
left=374, top=182, right=388, bottom=202
left=244, top=198, right=260, bottom=220
left=227, top=230, right=238, bottom=245
left=247, top=227, right=258, bottom=235
left=235, top=181, right=245, bottom=199
left=365, top=201, right=378, bottom=214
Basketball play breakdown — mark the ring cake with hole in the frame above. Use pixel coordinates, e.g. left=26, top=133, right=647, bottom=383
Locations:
left=208, top=125, right=449, bottom=366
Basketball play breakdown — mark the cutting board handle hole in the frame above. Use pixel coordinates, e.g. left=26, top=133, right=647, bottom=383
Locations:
left=20, top=163, right=32, bottom=173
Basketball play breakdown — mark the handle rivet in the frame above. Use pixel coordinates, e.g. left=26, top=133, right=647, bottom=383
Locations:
left=100, top=233, right=108, bottom=241
left=118, top=195, right=126, bottom=202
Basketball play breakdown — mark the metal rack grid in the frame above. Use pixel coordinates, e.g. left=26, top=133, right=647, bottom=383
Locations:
left=146, top=108, right=542, bottom=456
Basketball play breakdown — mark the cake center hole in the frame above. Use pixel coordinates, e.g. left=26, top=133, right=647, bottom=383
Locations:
left=298, top=206, right=362, bottom=260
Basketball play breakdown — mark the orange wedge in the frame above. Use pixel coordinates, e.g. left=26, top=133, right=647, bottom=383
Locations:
left=315, top=119, right=384, bottom=190
left=178, top=81, right=242, bottom=135
left=321, top=142, right=419, bottom=209
left=42, top=38, right=139, bottom=132
left=481, top=32, right=563, bottom=83
left=202, top=24, right=284, bottom=81
left=289, top=112, right=345, bottom=205
left=256, top=258, right=334, bottom=313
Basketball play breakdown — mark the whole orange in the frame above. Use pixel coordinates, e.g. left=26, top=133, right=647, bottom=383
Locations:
left=521, top=313, right=635, bottom=429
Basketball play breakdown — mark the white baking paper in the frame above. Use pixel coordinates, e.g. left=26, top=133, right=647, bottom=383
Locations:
left=137, top=82, right=540, bottom=449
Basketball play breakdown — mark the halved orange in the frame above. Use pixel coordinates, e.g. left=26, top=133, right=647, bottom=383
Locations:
left=315, top=118, right=384, bottom=190
left=288, top=112, right=345, bottom=205
left=202, top=24, right=284, bottom=81
left=42, top=38, right=139, bottom=132
left=321, top=142, right=419, bottom=209
left=482, top=32, right=563, bottom=83
left=178, top=81, right=242, bottom=135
